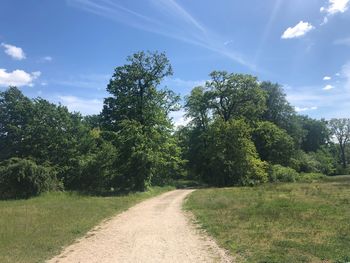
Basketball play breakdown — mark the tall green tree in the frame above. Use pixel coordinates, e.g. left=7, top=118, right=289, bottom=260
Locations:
left=206, top=71, right=266, bottom=122
left=101, top=51, right=183, bottom=191
left=0, top=87, right=33, bottom=161
left=329, top=118, right=350, bottom=168
left=260, top=82, right=295, bottom=128
left=102, top=51, right=179, bottom=130
left=260, top=82, right=306, bottom=146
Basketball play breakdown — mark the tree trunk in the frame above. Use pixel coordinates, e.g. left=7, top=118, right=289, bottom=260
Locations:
left=340, top=143, right=347, bottom=169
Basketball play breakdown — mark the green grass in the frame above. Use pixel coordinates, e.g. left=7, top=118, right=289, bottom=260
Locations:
left=185, top=176, right=350, bottom=263
left=0, top=186, right=173, bottom=263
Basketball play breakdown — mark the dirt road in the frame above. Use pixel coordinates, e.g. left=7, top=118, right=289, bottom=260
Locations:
left=47, top=189, right=231, bottom=263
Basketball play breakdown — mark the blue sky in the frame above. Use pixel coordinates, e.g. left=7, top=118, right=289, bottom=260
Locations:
left=1, top=0, right=350, bottom=125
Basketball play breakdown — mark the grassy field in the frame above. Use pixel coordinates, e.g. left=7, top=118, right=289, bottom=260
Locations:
left=185, top=176, right=350, bottom=263
left=0, top=186, right=173, bottom=263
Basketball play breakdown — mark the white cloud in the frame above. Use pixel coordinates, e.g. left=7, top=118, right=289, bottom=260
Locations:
left=0, top=69, right=41, bottom=87
left=334, top=37, right=350, bottom=46
left=323, top=84, right=335, bottom=90
left=1, top=43, right=26, bottom=60
left=321, top=0, right=349, bottom=15
left=57, top=95, right=103, bottom=115
left=323, top=76, right=332, bottom=80
left=281, top=21, right=314, bottom=39
left=321, top=0, right=350, bottom=24
left=295, top=106, right=318, bottom=112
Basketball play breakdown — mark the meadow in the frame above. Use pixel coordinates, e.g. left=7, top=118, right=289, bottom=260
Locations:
left=185, top=176, right=350, bottom=263
left=0, top=187, right=173, bottom=263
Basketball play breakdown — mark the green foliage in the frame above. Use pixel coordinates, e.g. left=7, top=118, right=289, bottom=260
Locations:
left=206, top=71, right=266, bottom=122
left=0, top=158, right=61, bottom=199
left=68, top=139, right=119, bottom=193
left=268, top=164, right=299, bottom=182
left=253, top=121, right=295, bottom=166
left=0, top=87, right=33, bottom=161
left=101, top=51, right=184, bottom=191
left=298, top=116, right=330, bottom=152
left=204, top=119, right=268, bottom=186
left=298, top=172, right=325, bottom=182
left=260, top=81, right=295, bottom=129
left=329, top=118, right=350, bottom=169
left=0, top=52, right=346, bottom=197
left=291, top=149, right=336, bottom=175
left=102, top=51, right=179, bottom=130
left=184, top=86, right=210, bottom=129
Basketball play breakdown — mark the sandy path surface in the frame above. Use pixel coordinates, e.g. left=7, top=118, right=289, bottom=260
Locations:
left=47, top=189, right=232, bottom=263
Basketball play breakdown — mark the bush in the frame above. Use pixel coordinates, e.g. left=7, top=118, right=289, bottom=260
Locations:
left=291, top=149, right=335, bottom=175
left=253, top=121, right=295, bottom=166
left=298, top=172, right=325, bottom=182
left=268, top=164, right=299, bottom=183
left=0, top=158, right=61, bottom=199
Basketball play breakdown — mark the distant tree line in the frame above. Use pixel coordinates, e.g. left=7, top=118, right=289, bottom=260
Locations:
left=0, top=51, right=349, bottom=199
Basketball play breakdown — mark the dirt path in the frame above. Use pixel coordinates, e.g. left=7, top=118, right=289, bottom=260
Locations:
left=47, top=189, right=232, bottom=263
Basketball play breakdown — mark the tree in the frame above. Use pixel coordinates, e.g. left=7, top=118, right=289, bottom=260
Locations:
left=102, top=51, right=179, bottom=130
left=0, top=87, right=34, bottom=161
left=184, top=86, right=210, bottom=130
left=260, top=82, right=307, bottom=146
left=260, top=81, right=295, bottom=129
left=253, top=121, right=295, bottom=166
left=298, top=116, right=330, bottom=152
left=206, top=71, right=266, bottom=122
left=101, top=51, right=183, bottom=191
left=329, top=118, right=350, bottom=168
left=204, top=119, right=268, bottom=186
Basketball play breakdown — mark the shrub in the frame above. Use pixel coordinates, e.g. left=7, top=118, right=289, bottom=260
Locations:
left=0, top=158, right=61, bottom=199
left=298, top=172, right=325, bottom=182
left=253, top=121, right=295, bottom=166
left=268, top=164, right=299, bottom=183
left=291, top=149, right=336, bottom=175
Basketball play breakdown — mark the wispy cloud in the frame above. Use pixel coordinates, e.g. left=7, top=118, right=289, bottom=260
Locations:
left=295, top=106, right=318, bottom=112
left=323, top=76, right=332, bottom=80
left=57, top=95, right=103, bottom=115
left=342, top=61, right=350, bottom=89
left=53, top=73, right=110, bottom=90
left=281, top=21, right=314, bottom=39
left=334, top=37, right=350, bottom=46
left=67, top=0, right=256, bottom=70
left=254, top=0, right=282, bottom=64
left=1, top=43, right=26, bottom=60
